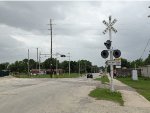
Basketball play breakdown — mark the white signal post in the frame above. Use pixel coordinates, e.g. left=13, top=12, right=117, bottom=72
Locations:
left=103, top=16, right=117, bottom=91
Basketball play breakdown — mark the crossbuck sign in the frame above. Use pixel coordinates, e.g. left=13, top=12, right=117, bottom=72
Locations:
left=103, top=17, right=117, bottom=34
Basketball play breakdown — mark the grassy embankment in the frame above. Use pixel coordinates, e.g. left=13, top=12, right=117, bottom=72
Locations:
left=13, top=73, right=81, bottom=78
left=117, top=76, right=150, bottom=101
left=89, top=75, right=124, bottom=106
left=89, top=88, right=124, bottom=106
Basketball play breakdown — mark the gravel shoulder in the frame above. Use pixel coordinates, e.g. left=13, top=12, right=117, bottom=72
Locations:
left=113, top=78, right=150, bottom=107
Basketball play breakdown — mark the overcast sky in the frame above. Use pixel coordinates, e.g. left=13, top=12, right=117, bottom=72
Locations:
left=0, top=1, right=150, bottom=66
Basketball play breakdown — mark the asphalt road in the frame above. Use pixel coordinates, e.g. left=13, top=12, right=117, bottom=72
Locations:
left=0, top=74, right=99, bottom=113
left=0, top=74, right=150, bottom=113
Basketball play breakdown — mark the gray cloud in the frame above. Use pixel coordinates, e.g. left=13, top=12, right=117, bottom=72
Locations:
left=0, top=1, right=150, bottom=66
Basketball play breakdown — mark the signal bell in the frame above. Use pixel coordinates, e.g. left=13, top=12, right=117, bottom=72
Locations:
left=101, top=50, right=109, bottom=59
left=113, top=49, right=121, bottom=58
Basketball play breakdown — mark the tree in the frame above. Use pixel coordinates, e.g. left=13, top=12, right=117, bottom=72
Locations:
left=130, top=58, right=144, bottom=68
left=144, top=54, right=150, bottom=65
left=60, top=60, right=69, bottom=73
left=29, top=59, right=36, bottom=69
left=0, top=62, right=9, bottom=70
left=78, top=60, right=92, bottom=73
left=70, top=61, right=78, bottom=73
left=8, top=59, right=36, bottom=73
left=121, top=58, right=130, bottom=68
left=42, top=58, right=58, bottom=69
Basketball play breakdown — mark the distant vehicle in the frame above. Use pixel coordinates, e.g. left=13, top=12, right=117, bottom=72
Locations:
left=100, top=72, right=103, bottom=74
left=87, top=73, right=93, bottom=78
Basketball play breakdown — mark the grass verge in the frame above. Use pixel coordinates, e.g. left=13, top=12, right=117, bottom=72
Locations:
left=13, top=73, right=81, bottom=78
left=89, top=88, right=124, bottom=106
left=95, top=75, right=109, bottom=84
left=117, top=76, right=150, bottom=101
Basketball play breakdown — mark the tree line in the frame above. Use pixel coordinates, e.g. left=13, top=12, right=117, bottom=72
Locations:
left=96, top=54, right=150, bottom=72
left=0, top=58, right=100, bottom=74
left=116, top=54, right=150, bottom=69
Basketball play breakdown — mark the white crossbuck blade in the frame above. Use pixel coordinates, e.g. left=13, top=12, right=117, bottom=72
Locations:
left=102, top=18, right=117, bottom=34
left=110, top=19, right=117, bottom=26
left=103, top=20, right=109, bottom=27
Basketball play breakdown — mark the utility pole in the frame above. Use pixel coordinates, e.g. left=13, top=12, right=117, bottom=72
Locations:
left=79, top=60, right=80, bottom=76
left=68, top=52, right=70, bottom=76
left=36, top=48, right=38, bottom=69
left=56, top=53, right=58, bottom=75
left=28, top=49, right=30, bottom=76
left=39, top=52, right=41, bottom=73
left=48, top=19, right=53, bottom=77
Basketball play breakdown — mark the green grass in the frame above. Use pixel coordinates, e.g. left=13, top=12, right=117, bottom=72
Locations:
left=95, top=75, right=109, bottom=84
left=89, top=88, right=124, bottom=106
left=117, top=76, right=150, bottom=101
left=13, top=73, right=81, bottom=78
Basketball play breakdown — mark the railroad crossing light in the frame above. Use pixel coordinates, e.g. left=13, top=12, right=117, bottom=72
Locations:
left=101, top=50, right=109, bottom=59
left=61, top=55, right=66, bottom=57
left=104, top=40, right=111, bottom=49
left=113, top=49, right=121, bottom=58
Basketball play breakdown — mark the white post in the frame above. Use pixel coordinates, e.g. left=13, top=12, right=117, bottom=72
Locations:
left=109, top=16, right=114, bottom=91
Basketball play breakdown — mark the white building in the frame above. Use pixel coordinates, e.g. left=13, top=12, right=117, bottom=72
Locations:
left=141, top=65, right=150, bottom=78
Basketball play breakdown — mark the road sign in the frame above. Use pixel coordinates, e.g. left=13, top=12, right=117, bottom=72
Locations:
left=115, top=58, right=121, bottom=66
left=105, top=58, right=121, bottom=66
left=106, top=60, right=116, bottom=65
left=102, top=17, right=117, bottom=35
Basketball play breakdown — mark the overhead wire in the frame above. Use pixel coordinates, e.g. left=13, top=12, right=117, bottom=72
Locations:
left=140, top=38, right=150, bottom=59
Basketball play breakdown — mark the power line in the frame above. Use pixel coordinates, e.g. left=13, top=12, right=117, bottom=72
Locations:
left=140, top=38, right=150, bottom=59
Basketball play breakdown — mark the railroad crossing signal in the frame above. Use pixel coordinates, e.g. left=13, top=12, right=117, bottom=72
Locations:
left=101, top=16, right=119, bottom=92
left=103, top=16, right=117, bottom=34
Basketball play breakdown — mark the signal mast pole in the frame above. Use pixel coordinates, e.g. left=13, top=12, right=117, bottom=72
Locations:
left=102, top=16, right=117, bottom=91
left=109, top=16, right=114, bottom=91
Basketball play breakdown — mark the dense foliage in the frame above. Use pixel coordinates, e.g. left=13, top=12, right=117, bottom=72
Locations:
left=0, top=58, right=99, bottom=74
